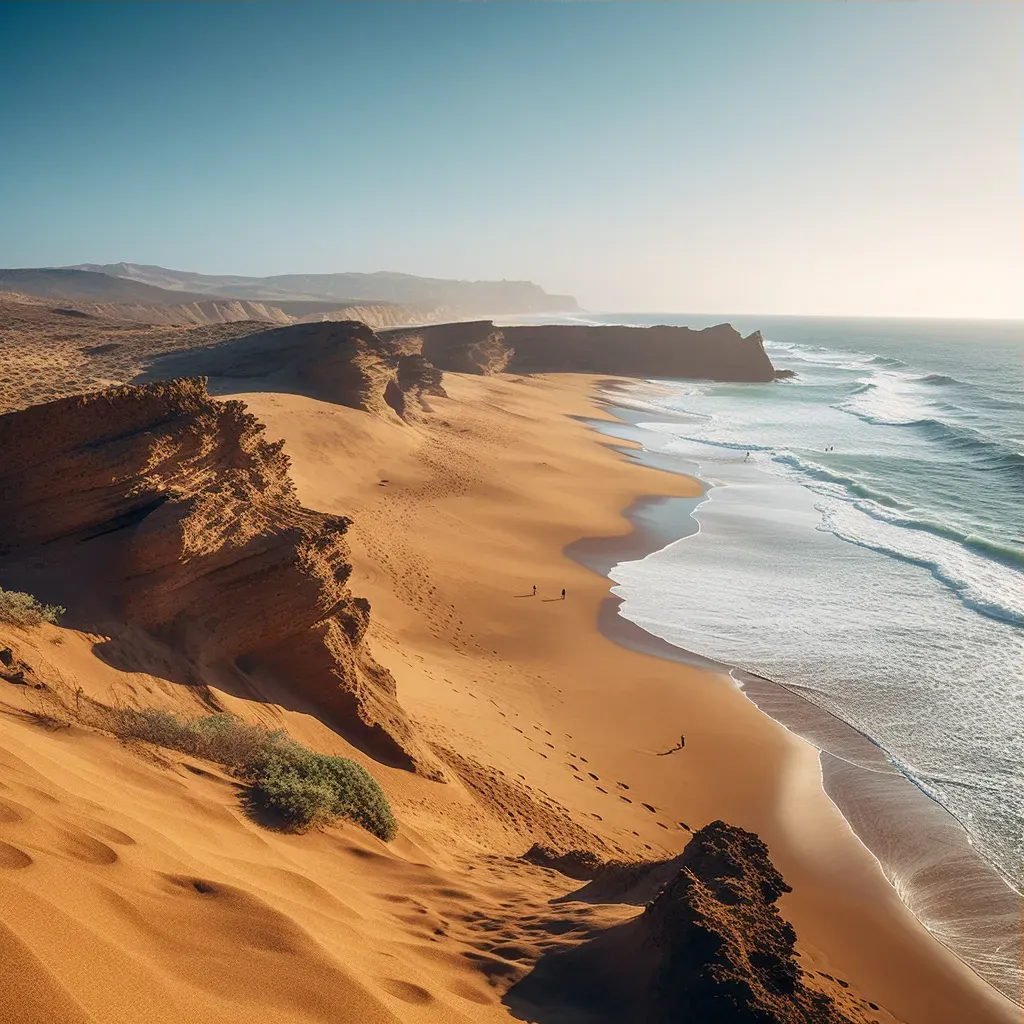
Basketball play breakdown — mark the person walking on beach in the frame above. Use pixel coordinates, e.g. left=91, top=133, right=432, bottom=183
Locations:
left=561, top=588, right=566, bottom=600
left=532, top=584, right=537, bottom=596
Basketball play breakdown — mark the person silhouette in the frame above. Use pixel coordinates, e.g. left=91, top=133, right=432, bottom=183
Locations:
left=561, top=588, right=566, bottom=600
left=532, top=584, right=537, bottom=596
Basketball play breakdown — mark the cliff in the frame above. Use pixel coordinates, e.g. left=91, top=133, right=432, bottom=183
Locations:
left=137, top=321, right=447, bottom=419
left=383, top=320, right=779, bottom=382
left=508, top=821, right=857, bottom=1023
left=0, top=378, right=432, bottom=773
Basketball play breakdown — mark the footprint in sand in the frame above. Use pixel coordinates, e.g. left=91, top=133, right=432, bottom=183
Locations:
left=0, top=798, right=26, bottom=823
left=380, top=979, right=434, bottom=1006
left=58, top=828, right=118, bottom=865
left=587, top=772, right=599, bottom=781
left=642, top=803, right=657, bottom=814
left=619, top=795, right=632, bottom=803
left=0, top=841, right=32, bottom=869
left=616, top=782, right=630, bottom=791
left=596, top=786, right=607, bottom=794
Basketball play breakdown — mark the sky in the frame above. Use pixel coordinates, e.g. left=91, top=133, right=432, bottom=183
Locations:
left=0, top=1, right=1021, bottom=317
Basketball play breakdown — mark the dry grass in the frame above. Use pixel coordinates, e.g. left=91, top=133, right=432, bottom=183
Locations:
left=0, top=588, right=65, bottom=627
left=105, top=708, right=397, bottom=841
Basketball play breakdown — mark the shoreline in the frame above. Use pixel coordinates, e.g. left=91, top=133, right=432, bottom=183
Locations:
left=575, top=391, right=1022, bottom=1008
left=169, top=371, right=1017, bottom=1024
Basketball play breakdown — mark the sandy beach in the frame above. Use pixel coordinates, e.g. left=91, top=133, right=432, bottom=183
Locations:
left=0, top=370, right=1017, bottom=1023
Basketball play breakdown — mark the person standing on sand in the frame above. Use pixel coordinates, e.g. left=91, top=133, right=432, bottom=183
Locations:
left=533, top=584, right=537, bottom=596
left=561, top=588, right=566, bottom=600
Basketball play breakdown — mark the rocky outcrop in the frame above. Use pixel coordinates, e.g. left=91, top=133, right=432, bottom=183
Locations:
left=137, top=321, right=447, bottom=419
left=386, top=321, right=514, bottom=375
left=640, top=820, right=853, bottom=1022
left=0, top=378, right=431, bottom=773
left=522, top=844, right=605, bottom=880
left=384, top=320, right=779, bottom=382
left=509, top=821, right=856, bottom=1023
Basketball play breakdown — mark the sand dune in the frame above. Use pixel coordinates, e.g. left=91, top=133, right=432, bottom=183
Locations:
left=0, top=355, right=1016, bottom=1021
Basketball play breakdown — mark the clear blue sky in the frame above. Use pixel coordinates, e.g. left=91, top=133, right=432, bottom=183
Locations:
left=1, top=1, right=1020, bottom=316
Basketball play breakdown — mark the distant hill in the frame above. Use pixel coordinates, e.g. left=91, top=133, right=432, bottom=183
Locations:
left=0, top=268, right=215, bottom=305
left=71, top=262, right=578, bottom=314
left=0, top=269, right=443, bottom=329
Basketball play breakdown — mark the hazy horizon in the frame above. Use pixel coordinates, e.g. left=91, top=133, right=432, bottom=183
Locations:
left=1, top=2, right=1021, bottom=319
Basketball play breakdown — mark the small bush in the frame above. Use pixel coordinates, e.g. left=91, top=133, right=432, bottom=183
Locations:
left=244, top=740, right=397, bottom=841
left=107, top=709, right=396, bottom=841
left=0, top=588, right=65, bottom=627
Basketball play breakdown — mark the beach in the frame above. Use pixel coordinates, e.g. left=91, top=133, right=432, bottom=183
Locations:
left=242, top=371, right=1018, bottom=1022
left=0, top=370, right=1016, bottom=1022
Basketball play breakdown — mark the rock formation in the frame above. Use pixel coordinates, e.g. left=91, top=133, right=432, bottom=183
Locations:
left=384, top=320, right=514, bottom=376
left=508, top=821, right=856, bottom=1023
left=383, top=320, right=779, bottom=382
left=522, top=843, right=606, bottom=880
left=0, top=378, right=431, bottom=773
left=137, top=321, right=447, bottom=419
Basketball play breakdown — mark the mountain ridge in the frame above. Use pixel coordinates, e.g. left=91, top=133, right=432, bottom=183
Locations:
left=69, top=261, right=579, bottom=313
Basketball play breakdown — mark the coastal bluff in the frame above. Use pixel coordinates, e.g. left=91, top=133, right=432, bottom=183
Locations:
left=0, top=378, right=432, bottom=773
left=382, top=319, right=780, bottom=382
left=137, top=320, right=447, bottom=420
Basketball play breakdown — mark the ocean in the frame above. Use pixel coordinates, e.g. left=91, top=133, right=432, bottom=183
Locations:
left=507, top=311, right=1024, bottom=995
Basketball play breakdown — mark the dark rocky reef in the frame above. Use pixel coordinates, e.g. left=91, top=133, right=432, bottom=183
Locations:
left=383, top=320, right=779, bottom=382
left=508, top=821, right=857, bottom=1023
left=0, top=378, right=433, bottom=774
left=136, top=321, right=447, bottom=419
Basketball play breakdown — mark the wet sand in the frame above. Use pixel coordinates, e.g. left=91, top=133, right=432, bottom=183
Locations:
left=569, top=394, right=1023, bottom=1009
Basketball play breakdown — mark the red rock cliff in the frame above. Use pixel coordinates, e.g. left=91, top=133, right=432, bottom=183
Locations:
left=0, top=378, right=431, bottom=773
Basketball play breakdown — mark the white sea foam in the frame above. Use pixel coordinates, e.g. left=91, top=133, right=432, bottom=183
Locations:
left=602, top=320, right=1024, bottom=926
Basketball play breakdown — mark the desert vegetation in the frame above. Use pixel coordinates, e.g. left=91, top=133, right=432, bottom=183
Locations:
left=0, top=587, right=65, bottom=627
left=106, top=708, right=397, bottom=841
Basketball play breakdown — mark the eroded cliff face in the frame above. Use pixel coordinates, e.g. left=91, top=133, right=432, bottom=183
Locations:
left=385, top=320, right=778, bottom=382
left=137, top=321, right=446, bottom=420
left=508, top=821, right=856, bottom=1023
left=0, top=378, right=431, bottom=773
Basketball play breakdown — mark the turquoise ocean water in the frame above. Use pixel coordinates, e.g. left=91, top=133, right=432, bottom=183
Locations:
left=563, top=314, right=1024, bottom=895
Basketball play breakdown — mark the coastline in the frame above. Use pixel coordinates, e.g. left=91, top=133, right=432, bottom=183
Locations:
left=6, top=369, right=1013, bottom=1022
left=286, top=368, right=1014, bottom=1024
left=574, top=391, right=1022, bottom=1010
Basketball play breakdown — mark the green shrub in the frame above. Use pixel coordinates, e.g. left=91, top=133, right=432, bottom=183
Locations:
left=0, top=588, right=65, bottom=627
left=244, top=739, right=397, bottom=841
left=108, top=709, right=396, bottom=841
